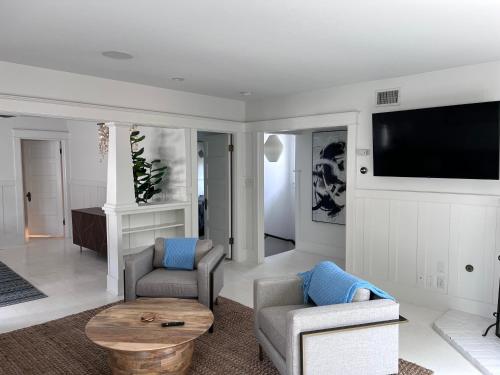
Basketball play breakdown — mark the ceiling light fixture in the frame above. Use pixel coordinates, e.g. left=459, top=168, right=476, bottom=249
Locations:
left=264, top=135, right=283, bottom=162
left=101, top=51, right=134, bottom=60
left=171, top=77, right=185, bottom=82
left=239, top=91, right=252, bottom=96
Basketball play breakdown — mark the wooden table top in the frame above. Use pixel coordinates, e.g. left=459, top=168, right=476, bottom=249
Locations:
left=85, top=298, right=214, bottom=352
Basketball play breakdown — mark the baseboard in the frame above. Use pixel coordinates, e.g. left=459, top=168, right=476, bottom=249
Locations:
left=264, top=233, right=295, bottom=245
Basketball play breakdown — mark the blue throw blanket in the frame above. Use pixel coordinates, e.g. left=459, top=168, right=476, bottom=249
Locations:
left=163, top=238, right=198, bottom=270
left=298, top=261, right=394, bottom=305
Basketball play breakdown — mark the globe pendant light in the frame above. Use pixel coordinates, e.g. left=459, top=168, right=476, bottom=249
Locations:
left=264, top=135, right=283, bottom=162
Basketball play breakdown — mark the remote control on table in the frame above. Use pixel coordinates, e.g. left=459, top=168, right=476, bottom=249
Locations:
left=161, top=321, right=185, bottom=327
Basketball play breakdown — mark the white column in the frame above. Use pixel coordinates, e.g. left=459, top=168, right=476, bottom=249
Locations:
left=103, top=122, right=137, bottom=296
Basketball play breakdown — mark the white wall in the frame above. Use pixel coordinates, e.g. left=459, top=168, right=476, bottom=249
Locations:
left=0, top=117, right=67, bottom=245
left=66, top=120, right=107, bottom=209
left=264, top=134, right=295, bottom=240
left=247, top=60, right=500, bottom=316
left=137, top=126, right=188, bottom=202
left=247, top=60, right=500, bottom=196
left=0, top=61, right=245, bottom=122
left=295, top=131, right=345, bottom=259
left=0, top=117, right=107, bottom=246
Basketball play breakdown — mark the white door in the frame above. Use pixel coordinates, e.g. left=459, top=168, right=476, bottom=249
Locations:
left=22, top=140, right=65, bottom=237
left=203, top=133, right=232, bottom=257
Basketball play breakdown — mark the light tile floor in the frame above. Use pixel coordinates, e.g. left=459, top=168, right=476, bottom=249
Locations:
left=0, top=238, right=480, bottom=374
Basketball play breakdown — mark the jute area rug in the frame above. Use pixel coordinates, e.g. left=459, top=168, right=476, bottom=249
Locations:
left=0, top=297, right=433, bottom=374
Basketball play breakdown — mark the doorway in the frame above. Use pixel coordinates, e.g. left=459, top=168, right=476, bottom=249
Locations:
left=264, top=133, right=296, bottom=257
left=21, top=139, right=65, bottom=238
left=197, top=131, right=233, bottom=259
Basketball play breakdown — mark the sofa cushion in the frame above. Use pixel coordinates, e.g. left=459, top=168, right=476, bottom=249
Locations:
left=258, top=304, right=311, bottom=358
left=153, top=238, right=213, bottom=269
left=136, top=269, right=198, bottom=298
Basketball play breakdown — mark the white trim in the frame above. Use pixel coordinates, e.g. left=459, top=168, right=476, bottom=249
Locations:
left=69, top=178, right=107, bottom=188
left=188, top=129, right=198, bottom=237
left=355, top=188, right=500, bottom=206
left=0, top=94, right=245, bottom=132
left=246, top=111, right=358, bottom=132
left=12, top=129, right=71, bottom=241
left=103, top=200, right=190, bottom=215
left=252, top=112, right=358, bottom=265
left=12, top=128, right=69, bottom=140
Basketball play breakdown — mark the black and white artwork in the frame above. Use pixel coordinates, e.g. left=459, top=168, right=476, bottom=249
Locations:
left=312, top=130, right=347, bottom=225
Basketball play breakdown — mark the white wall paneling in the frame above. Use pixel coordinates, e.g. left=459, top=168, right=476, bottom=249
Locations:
left=448, top=205, right=497, bottom=304
left=353, top=189, right=500, bottom=317
left=70, top=179, right=107, bottom=209
left=0, top=180, right=19, bottom=247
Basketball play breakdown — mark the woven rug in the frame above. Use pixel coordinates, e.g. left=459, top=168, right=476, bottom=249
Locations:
left=0, top=261, right=46, bottom=307
left=0, top=297, right=433, bottom=374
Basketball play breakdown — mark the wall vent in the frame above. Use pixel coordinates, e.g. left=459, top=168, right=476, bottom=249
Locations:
left=376, top=89, right=400, bottom=106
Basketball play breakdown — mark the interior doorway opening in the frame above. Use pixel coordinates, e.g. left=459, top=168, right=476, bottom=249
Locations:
left=258, top=124, right=353, bottom=266
left=264, top=133, right=296, bottom=257
left=197, top=131, right=233, bottom=259
left=21, top=139, right=65, bottom=238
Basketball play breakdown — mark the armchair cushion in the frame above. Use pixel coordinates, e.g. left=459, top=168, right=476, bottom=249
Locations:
left=258, top=304, right=311, bottom=358
left=136, top=268, right=198, bottom=298
left=153, top=238, right=213, bottom=269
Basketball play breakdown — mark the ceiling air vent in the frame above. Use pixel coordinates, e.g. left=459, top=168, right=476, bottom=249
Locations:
left=376, top=89, right=400, bottom=106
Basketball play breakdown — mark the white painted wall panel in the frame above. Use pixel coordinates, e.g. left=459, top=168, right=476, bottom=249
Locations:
left=418, top=202, right=451, bottom=293
left=352, top=189, right=499, bottom=315
left=449, top=205, right=496, bottom=303
left=363, top=198, right=390, bottom=280
left=389, top=200, right=418, bottom=287
left=352, top=198, right=365, bottom=275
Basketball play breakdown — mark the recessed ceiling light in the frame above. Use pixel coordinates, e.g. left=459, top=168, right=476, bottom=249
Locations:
left=101, top=51, right=134, bottom=60
left=239, top=91, right=252, bottom=96
left=171, top=77, right=185, bottom=82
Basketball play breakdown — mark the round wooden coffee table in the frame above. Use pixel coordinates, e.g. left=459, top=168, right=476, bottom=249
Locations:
left=85, top=298, right=214, bottom=375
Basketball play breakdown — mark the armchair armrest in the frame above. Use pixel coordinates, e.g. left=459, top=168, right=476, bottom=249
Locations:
left=197, top=245, right=225, bottom=308
left=286, top=299, right=400, bottom=375
left=123, top=245, right=154, bottom=301
left=254, top=276, right=304, bottom=312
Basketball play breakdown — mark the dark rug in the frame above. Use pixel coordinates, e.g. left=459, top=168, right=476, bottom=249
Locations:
left=0, top=261, right=46, bottom=307
left=0, top=297, right=433, bottom=374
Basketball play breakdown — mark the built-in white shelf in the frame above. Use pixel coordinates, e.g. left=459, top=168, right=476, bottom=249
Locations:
left=122, top=222, right=185, bottom=234
left=118, top=200, right=192, bottom=252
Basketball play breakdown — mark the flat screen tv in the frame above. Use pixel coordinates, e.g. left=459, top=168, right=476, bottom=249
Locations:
left=372, top=101, right=500, bottom=179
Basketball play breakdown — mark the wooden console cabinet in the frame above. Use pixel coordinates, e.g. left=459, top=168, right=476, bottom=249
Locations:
left=72, top=207, right=107, bottom=257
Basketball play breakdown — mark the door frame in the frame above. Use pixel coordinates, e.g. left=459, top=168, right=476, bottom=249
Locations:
left=193, top=131, right=234, bottom=259
left=248, top=112, right=358, bottom=266
left=12, top=129, right=71, bottom=240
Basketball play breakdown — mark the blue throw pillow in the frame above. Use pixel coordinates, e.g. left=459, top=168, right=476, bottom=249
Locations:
left=163, top=238, right=198, bottom=270
left=298, top=261, right=394, bottom=306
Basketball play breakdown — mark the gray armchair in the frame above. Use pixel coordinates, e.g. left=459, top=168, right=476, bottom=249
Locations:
left=124, top=239, right=225, bottom=312
left=254, top=276, right=401, bottom=375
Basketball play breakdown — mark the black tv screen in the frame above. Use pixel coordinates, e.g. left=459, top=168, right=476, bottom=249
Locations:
left=372, top=101, right=500, bottom=179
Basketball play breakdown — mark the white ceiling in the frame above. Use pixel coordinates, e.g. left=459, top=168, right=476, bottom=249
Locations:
left=1, top=0, right=500, bottom=100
